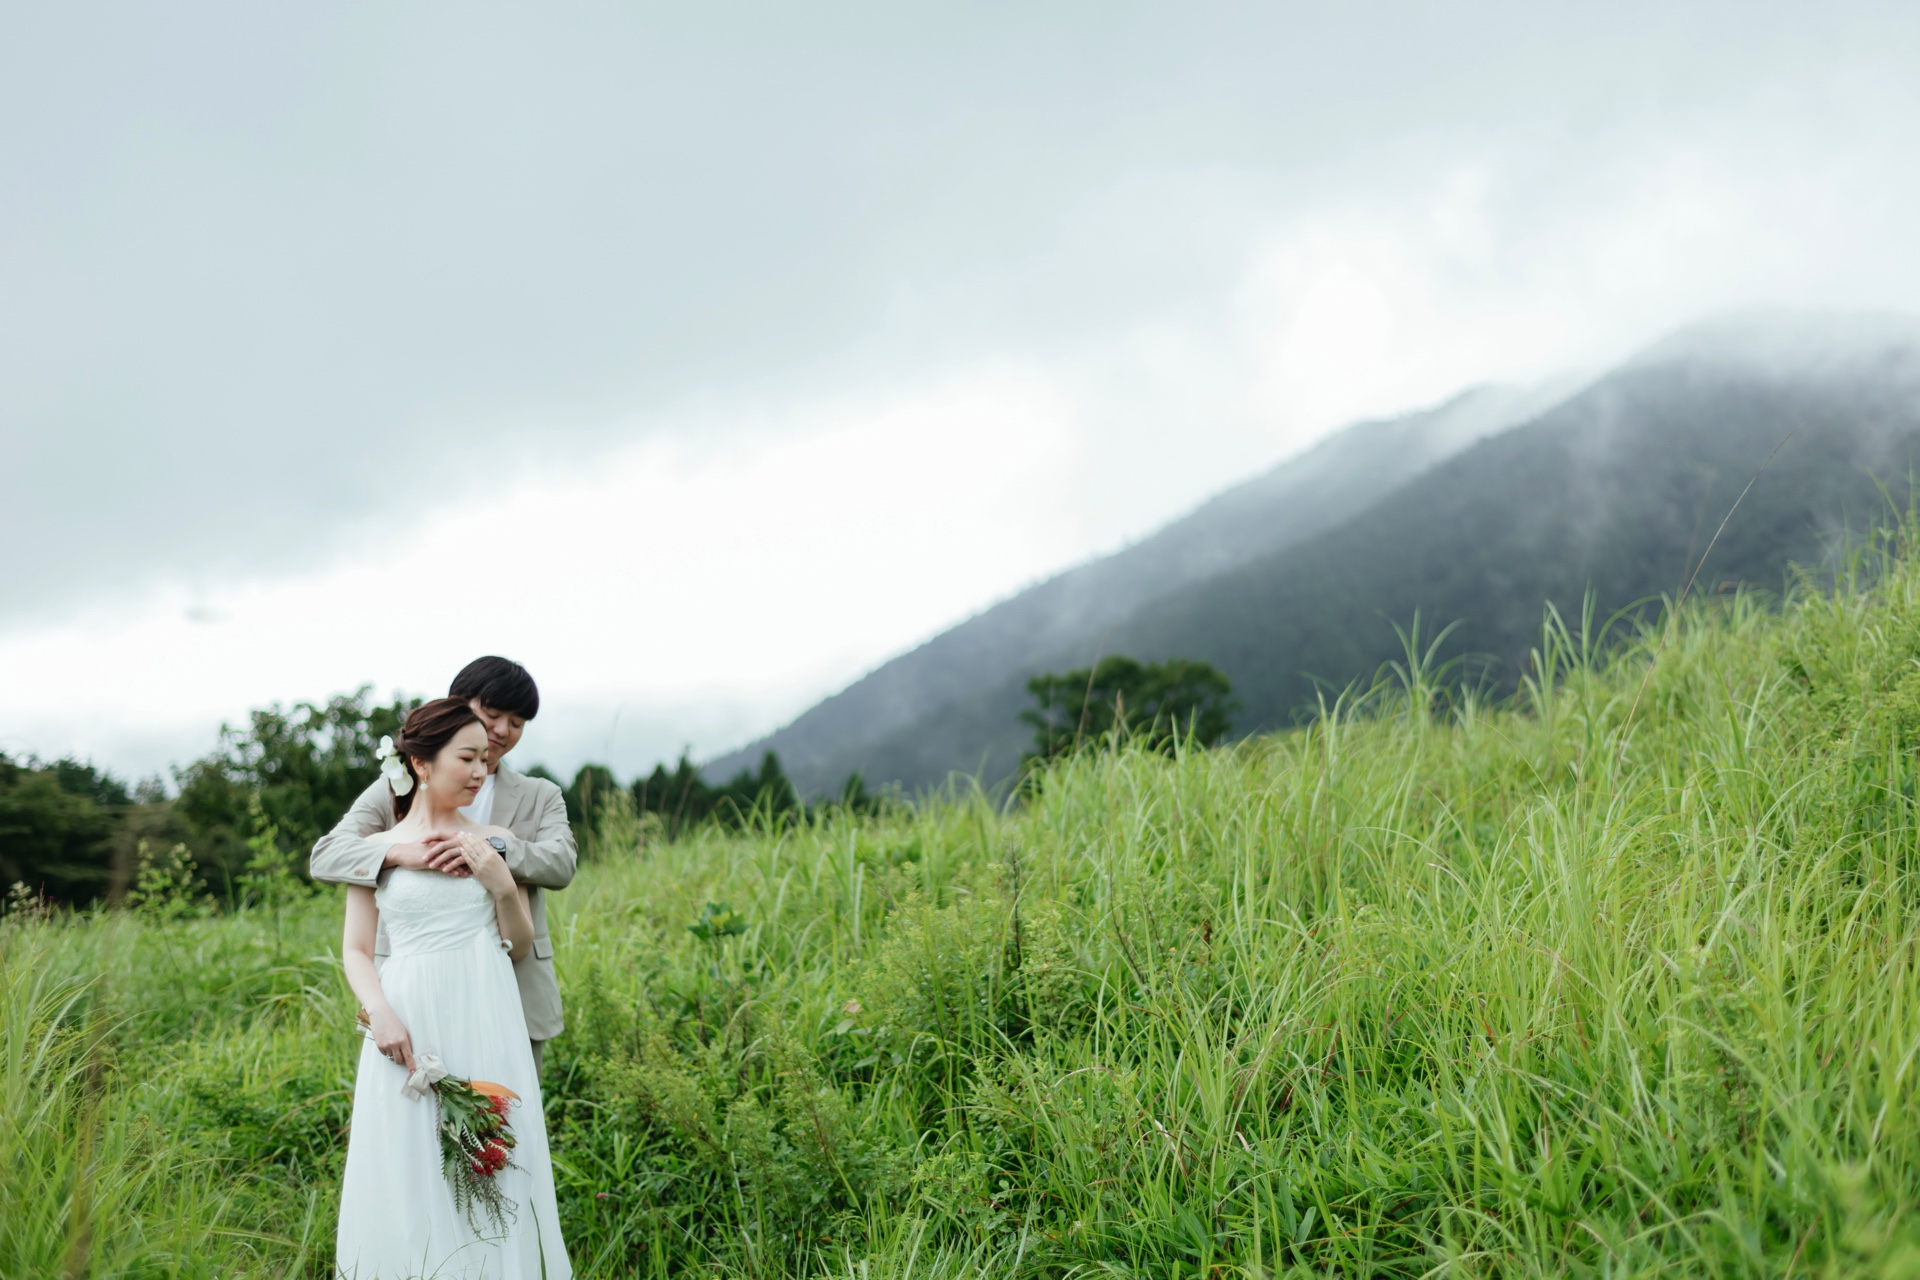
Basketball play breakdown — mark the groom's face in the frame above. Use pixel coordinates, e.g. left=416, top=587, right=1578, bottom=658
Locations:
left=469, top=699, right=526, bottom=772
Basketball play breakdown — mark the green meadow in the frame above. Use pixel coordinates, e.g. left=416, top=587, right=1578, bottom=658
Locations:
left=15, top=534, right=1920, bottom=1278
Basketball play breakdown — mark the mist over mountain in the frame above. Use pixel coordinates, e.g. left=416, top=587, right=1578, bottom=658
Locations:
left=710, top=312, right=1920, bottom=795
left=705, top=383, right=1561, bottom=788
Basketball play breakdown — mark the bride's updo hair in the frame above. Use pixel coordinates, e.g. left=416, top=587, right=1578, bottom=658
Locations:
left=390, top=697, right=484, bottom=820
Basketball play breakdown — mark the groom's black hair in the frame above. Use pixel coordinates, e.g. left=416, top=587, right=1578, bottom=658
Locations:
left=449, top=656, right=540, bottom=720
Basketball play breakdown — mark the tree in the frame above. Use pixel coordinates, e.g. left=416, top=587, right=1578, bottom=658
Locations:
left=174, top=686, right=417, bottom=885
left=562, top=764, right=620, bottom=828
left=627, top=753, right=712, bottom=840
left=1021, top=655, right=1238, bottom=765
left=819, top=771, right=887, bottom=817
left=716, top=751, right=800, bottom=825
left=627, top=750, right=802, bottom=840
left=0, top=755, right=128, bottom=904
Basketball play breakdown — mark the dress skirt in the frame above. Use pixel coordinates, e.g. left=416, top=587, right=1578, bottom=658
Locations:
left=336, top=911, right=570, bottom=1279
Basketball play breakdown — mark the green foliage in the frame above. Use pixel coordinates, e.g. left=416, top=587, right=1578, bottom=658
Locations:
left=32, top=528, right=1920, bottom=1273
left=1021, top=654, right=1238, bottom=763
left=686, top=901, right=748, bottom=941
left=235, top=800, right=317, bottom=911
left=172, top=685, right=416, bottom=887
left=0, top=908, right=344, bottom=1276
left=123, top=840, right=213, bottom=920
left=0, top=755, right=131, bottom=904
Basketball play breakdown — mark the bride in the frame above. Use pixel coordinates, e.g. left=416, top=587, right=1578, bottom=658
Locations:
left=335, top=698, right=572, bottom=1278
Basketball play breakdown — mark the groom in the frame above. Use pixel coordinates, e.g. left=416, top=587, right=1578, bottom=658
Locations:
left=311, top=656, right=577, bottom=1072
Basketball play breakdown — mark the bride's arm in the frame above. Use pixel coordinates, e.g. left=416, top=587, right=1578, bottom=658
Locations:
left=500, top=885, right=535, bottom=962
left=342, top=886, right=415, bottom=1070
left=453, top=833, right=536, bottom=961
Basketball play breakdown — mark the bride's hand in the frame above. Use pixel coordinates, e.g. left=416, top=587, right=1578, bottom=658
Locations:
left=454, top=832, right=516, bottom=899
left=369, top=1007, right=415, bottom=1071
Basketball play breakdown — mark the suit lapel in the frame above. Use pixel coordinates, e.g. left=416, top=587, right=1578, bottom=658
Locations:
left=491, top=765, right=525, bottom=830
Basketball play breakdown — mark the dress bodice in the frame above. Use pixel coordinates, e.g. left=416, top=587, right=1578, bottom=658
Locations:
left=376, top=868, right=500, bottom=957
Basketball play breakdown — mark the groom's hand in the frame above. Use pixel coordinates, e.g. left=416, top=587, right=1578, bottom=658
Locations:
left=420, top=831, right=473, bottom=876
left=380, top=833, right=472, bottom=876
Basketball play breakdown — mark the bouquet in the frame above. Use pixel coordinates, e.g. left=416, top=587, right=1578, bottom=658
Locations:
left=426, top=1072, right=521, bottom=1230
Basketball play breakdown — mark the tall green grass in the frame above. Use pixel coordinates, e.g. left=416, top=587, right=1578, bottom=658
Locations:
left=17, top=533, right=1920, bottom=1276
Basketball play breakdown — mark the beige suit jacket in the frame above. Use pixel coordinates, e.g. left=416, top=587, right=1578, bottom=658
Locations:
left=309, top=765, right=576, bottom=1041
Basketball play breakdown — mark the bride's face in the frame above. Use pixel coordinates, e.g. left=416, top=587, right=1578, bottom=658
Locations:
left=415, top=721, right=491, bottom=806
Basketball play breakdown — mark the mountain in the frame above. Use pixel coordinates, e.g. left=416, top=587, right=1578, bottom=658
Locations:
left=712, top=311, right=1920, bottom=795
left=1100, top=313, right=1920, bottom=729
left=704, top=382, right=1566, bottom=792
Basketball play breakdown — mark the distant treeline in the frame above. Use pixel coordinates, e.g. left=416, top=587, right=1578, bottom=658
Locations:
left=2, top=688, right=418, bottom=907
left=529, top=749, right=882, bottom=844
left=1, top=656, right=1233, bottom=909
left=559, top=652, right=1236, bottom=835
left=0, top=686, right=887, bottom=909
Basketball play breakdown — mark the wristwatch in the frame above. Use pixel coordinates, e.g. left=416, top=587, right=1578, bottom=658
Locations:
left=486, top=837, right=507, bottom=852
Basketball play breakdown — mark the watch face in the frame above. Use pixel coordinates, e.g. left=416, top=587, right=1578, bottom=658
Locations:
left=487, top=837, right=507, bottom=852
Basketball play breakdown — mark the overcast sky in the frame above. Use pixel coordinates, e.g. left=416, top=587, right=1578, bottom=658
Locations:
left=7, top=0, right=1920, bottom=782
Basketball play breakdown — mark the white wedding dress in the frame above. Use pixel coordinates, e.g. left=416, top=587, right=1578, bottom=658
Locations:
left=336, top=869, right=572, bottom=1279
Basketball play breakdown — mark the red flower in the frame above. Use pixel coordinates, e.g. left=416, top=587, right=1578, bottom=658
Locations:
left=471, top=1140, right=510, bottom=1176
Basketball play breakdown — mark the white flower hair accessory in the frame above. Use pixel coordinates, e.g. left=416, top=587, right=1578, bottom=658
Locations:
left=375, top=735, right=414, bottom=796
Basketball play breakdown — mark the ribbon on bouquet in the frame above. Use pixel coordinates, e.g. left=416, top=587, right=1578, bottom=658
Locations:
left=402, top=1052, right=448, bottom=1100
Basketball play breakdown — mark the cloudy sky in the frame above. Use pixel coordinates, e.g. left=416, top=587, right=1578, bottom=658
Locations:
left=6, top=0, right=1920, bottom=782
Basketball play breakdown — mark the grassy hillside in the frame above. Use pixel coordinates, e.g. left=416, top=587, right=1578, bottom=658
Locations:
left=16, top=529, right=1920, bottom=1276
